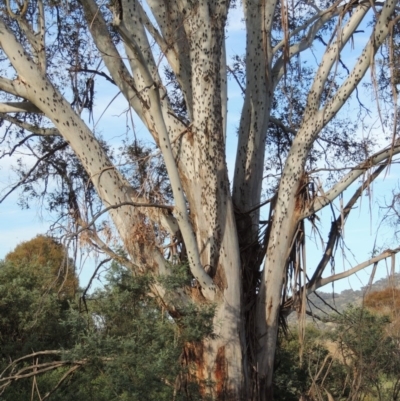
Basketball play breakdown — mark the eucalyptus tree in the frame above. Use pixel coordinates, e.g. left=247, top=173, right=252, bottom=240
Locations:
left=0, top=0, right=399, bottom=399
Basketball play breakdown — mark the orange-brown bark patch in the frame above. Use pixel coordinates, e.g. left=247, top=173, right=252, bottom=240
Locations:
left=214, top=345, right=227, bottom=400
left=183, top=341, right=205, bottom=393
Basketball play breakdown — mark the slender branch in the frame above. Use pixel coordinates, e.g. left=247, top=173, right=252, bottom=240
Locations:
left=82, top=258, right=112, bottom=300
left=0, top=142, right=67, bottom=203
left=83, top=229, right=140, bottom=273
left=303, top=140, right=400, bottom=218
left=227, top=65, right=245, bottom=94
left=281, top=163, right=388, bottom=313
left=41, top=365, right=81, bottom=401
left=68, top=67, right=116, bottom=85
left=272, top=0, right=343, bottom=54
left=1, top=351, right=62, bottom=375
left=269, top=116, right=297, bottom=135
left=0, top=114, right=59, bottom=135
left=76, top=201, right=174, bottom=234
left=1, top=362, right=75, bottom=382
left=5, top=0, right=29, bottom=19
left=308, top=247, right=400, bottom=293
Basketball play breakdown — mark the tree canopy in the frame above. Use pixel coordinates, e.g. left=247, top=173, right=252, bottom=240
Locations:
left=5, top=234, right=78, bottom=298
left=0, top=0, right=399, bottom=399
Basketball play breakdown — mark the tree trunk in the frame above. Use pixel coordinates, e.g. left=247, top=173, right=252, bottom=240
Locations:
left=0, top=0, right=398, bottom=399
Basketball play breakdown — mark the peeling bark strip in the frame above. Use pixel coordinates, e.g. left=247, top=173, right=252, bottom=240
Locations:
left=0, top=0, right=398, bottom=399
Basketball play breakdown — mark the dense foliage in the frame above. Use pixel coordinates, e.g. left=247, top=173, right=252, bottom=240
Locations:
left=275, top=302, right=400, bottom=401
left=3, top=236, right=400, bottom=400
left=0, top=240, right=214, bottom=400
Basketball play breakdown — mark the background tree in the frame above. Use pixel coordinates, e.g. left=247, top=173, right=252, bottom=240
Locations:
left=0, top=240, right=79, bottom=399
left=5, top=235, right=78, bottom=298
left=0, top=0, right=398, bottom=399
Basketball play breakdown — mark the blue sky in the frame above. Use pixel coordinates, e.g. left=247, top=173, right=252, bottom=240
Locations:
left=0, top=4, right=398, bottom=294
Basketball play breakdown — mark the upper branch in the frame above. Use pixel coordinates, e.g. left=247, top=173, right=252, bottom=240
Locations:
left=321, top=1, right=399, bottom=123
left=79, top=0, right=144, bottom=117
left=272, top=2, right=345, bottom=86
left=307, top=163, right=387, bottom=288
left=302, top=140, right=400, bottom=218
left=303, top=1, right=370, bottom=121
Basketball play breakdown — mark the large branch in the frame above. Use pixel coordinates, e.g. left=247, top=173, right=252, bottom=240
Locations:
left=307, top=247, right=400, bottom=294
left=0, top=101, right=41, bottom=113
left=322, top=5, right=399, bottom=122
left=302, top=140, right=400, bottom=218
left=117, top=17, right=217, bottom=300
left=232, top=0, right=279, bottom=213
left=146, top=0, right=193, bottom=117
left=80, top=0, right=187, bottom=146
left=79, top=0, right=144, bottom=118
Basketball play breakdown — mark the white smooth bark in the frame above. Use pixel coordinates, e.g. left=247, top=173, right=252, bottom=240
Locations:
left=233, top=0, right=278, bottom=215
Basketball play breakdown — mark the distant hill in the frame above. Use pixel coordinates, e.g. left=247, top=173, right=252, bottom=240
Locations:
left=288, top=273, right=400, bottom=323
